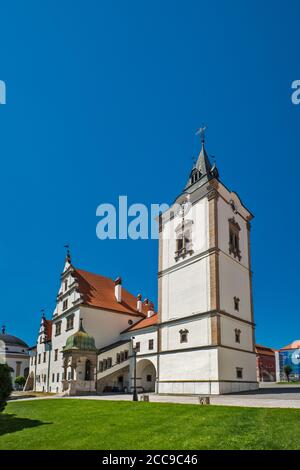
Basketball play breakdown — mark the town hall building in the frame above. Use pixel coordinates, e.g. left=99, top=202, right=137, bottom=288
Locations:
left=26, top=134, right=258, bottom=395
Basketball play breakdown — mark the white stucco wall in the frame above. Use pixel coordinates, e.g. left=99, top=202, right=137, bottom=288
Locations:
left=217, top=347, right=257, bottom=382
left=161, top=257, right=210, bottom=322
left=160, top=316, right=211, bottom=351
left=220, top=316, right=253, bottom=351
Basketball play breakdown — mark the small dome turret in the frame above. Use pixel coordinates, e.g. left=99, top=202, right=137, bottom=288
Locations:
left=63, top=319, right=96, bottom=352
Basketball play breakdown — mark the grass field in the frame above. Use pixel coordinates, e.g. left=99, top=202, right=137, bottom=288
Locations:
left=1, top=399, right=300, bottom=450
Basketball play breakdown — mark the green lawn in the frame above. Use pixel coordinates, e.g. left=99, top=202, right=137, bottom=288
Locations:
left=0, top=399, right=300, bottom=450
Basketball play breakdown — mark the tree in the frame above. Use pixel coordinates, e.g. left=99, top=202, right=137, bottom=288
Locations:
left=284, top=364, right=293, bottom=382
left=15, top=376, right=26, bottom=389
left=0, top=364, right=13, bottom=412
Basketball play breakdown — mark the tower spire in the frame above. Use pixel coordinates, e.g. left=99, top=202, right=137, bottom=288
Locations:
left=185, top=126, right=219, bottom=190
left=64, top=244, right=71, bottom=263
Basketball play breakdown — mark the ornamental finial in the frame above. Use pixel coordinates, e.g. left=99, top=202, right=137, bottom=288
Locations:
left=195, top=125, right=207, bottom=144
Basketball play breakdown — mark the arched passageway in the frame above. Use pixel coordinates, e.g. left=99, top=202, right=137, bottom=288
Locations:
left=136, top=359, right=156, bottom=392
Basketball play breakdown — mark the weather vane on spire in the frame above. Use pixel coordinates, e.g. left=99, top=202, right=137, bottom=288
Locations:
left=196, top=125, right=207, bottom=144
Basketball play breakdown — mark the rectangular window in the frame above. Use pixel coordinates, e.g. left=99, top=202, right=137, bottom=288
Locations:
left=235, top=329, right=241, bottom=344
left=234, top=297, right=240, bottom=311
left=103, top=359, right=107, bottom=371
left=236, top=367, right=243, bottom=379
left=116, top=353, right=120, bottom=363
left=135, top=342, right=140, bottom=352
left=56, top=373, right=60, bottom=382
left=38, top=354, right=41, bottom=364
left=146, top=375, right=152, bottom=382
left=124, top=350, right=128, bottom=360
left=107, top=357, right=112, bottom=368
left=54, top=349, right=58, bottom=361
left=120, top=351, right=124, bottom=362
left=52, top=373, right=55, bottom=382
left=149, top=339, right=154, bottom=350
left=64, top=280, right=68, bottom=292
left=99, top=361, right=103, bottom=372
left=55, top=321, right=62, bottom=336
left=63, top=299, right=68, bottom=311
left=43, top=352, right=47, bottom=363
left=229, top=218, right=241, bottom=261
left=66, top=315, right=74, bottom=331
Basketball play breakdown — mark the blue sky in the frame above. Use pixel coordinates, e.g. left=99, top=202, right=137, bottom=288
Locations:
left=0, top=0, right=299, bottom=348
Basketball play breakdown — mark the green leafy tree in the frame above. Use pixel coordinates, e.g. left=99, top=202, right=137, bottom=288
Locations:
left=284, top=364, right=293, bottom=382
left=15, top=375, right=26, bottom=389
left=0, top=364, right=13, bottom=412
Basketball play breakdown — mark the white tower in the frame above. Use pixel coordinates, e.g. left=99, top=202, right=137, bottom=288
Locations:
left=157, top=132, right=258, bottom=394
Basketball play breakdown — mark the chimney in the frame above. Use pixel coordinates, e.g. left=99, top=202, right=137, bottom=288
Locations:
left=114, top=276, right=122, bottom=302
left=147, top=302, right=155, bottom=318
left=136, top=294, right=142, bottom=313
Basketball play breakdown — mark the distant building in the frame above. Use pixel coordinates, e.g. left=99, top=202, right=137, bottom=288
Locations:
left=255, top=344, right=276, bottom=382
left=0, top=325, right=30, bottom=387
left=275, top=340, right=300, bottom=382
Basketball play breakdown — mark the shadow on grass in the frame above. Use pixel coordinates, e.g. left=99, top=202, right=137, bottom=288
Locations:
left=0, top=414, right=51, bottom=437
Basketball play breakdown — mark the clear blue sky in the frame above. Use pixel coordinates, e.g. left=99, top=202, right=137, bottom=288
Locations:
left=0, top=1, right=299, bottom=348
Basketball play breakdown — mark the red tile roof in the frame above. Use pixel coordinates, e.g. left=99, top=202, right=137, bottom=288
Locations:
left=73, top=268, right=148, bottom=317
left=124, top=313, right=158, bottom=332
left=255, top=344, right=275, bottom=356
left=280, top=340, right=300, bottom=351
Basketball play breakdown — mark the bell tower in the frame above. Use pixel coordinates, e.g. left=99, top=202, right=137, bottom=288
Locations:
left=157, top=132, right=257, bottom=394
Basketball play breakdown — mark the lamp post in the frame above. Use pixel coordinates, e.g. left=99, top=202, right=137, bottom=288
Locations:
left=132, top=338, right=138, bottom=401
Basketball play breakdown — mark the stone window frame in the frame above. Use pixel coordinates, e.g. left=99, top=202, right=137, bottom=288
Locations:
left=175, top=219, right=194, bottom=262
left=55, top=321, right=62, bottom=336
left=62, top=298, right=68, bottom=311
left=228, top=217, right=241, bottom=261
left=236, top=367, right=243, bottom=379
left=235, top=328, right=241, bottom=344
left=149, top=339, right=154, bottom=350
left=66, top=314, right=74, bottom=331
left=179, top=329, right=189, bottom=343
left=234, top=296, right=240, bottom=311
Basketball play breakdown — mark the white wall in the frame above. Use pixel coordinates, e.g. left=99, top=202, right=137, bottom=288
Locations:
left=217, top=347, right=257, bottom=382
left=220, top=316, right=253, bottom=351
left=161, top=257, right=210, bottom=321
left=159, top=348, right=219, bottom=382
left=161, top=316, right=211, bottom=351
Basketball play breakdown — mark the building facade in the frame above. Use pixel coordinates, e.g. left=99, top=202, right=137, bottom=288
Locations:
left=275, top=340, right=300, bottom=382
left=0, top=326, right=30, bottom=388
left=255, top=344, right=276, bottom=382
left=27, top=136, right=258, bottom=395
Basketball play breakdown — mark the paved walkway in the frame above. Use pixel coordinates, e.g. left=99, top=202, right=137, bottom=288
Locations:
left=10, top=383, right=300, bottom=409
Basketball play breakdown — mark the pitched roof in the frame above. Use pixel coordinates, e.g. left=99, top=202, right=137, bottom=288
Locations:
left=73, top=268, right=148, bottom=317
left=185, top=142, right=219, bottom=192
left=43, top=319, right=52, bottom=342
left=280, top=340, right=300, bottom=351
left=123, top=313, right=158, bottom=333
left=255, top=344, right=275, bottom=356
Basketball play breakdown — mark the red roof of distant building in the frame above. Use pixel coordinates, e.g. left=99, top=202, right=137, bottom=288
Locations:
left=280, top=340, right=300, bottom=351
left=73, top=268, right=149, bottom=317
left=124, top=313, right=158, bottom=332
left=255, top=344, right=275, bottom=357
